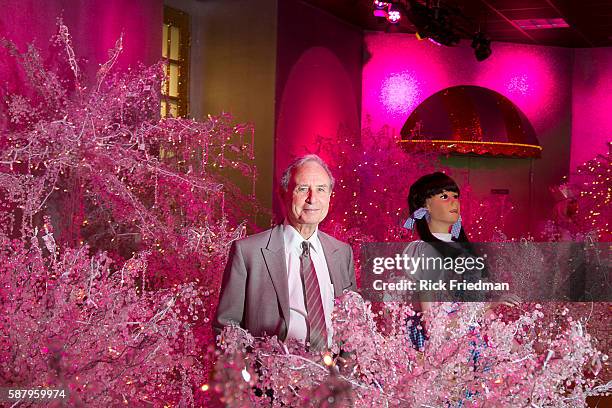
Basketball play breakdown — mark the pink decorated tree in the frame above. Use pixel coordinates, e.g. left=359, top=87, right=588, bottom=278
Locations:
left=0, top=23, right=263, bottom=406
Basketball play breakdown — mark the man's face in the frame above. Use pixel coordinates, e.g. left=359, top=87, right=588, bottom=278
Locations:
left=284, top=161, right=332, bottom=228
left=425, top=190, right=460, bottom=226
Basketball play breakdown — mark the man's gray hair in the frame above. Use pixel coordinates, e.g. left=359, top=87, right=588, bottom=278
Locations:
left=279, top=154, right=335, bottom=193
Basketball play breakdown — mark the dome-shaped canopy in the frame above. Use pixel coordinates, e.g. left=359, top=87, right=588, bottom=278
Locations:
left=400, top=85, right=541, bottom=158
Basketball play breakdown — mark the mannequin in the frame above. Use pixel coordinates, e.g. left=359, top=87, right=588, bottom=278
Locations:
left=403, top=172, right=519, bottom=348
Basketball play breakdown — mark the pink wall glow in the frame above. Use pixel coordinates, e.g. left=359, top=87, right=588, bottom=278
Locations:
left=276, top=46, right=359, bottom=174
left=274, top=0, right=363, bottom=219
left=362, top=33, right=569, bottom=134
left=362, top=33, right=575, bottom=235
left=571, top=47, right=612, bottom=173
left=0, top=0, right=162, bottom=85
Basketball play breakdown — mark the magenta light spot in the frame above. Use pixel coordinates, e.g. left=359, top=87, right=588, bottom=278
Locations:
left=476, top=46, right=558, bottom=121
left=508, top=75, right=529, bottom=95
left=380, top=72, right=420, bottom=116
left=387, top=10, right=401, bottom=24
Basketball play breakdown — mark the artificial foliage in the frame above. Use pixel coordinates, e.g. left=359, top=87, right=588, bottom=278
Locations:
left=0, top=23, right=260, bottom=406
left=215, top=292, right=609, bottom=407
left=574, top=143, right=611, bottom=241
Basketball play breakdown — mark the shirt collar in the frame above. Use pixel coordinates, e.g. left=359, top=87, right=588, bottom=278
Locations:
left=283, top=219, right=322, bottom=254
left=432, top=232, right=453, bottom=242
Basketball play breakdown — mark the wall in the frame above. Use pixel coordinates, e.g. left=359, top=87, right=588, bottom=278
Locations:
left=274, top=0, right=363, bottom=219
left=362, top=33, right=574, bottom=237
left=571, top=47, right=612, bottom=174
left=165, top=0, right=364, bottom=224
left=165, top=0, right=278, bottom=227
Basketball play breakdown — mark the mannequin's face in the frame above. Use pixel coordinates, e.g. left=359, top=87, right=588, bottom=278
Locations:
left=425, top=190, right=460, bottom=228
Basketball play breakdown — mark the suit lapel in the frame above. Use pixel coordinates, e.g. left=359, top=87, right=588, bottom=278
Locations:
left=319, top=232, right=345, bottom=297
left=261, top=225, right=290, bottom=332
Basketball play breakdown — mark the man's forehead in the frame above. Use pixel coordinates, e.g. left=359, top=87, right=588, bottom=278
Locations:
left=291, top=162, right=330, bottom=183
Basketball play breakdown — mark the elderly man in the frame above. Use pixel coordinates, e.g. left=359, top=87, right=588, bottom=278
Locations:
left=214, top=154, right=356, bottom=349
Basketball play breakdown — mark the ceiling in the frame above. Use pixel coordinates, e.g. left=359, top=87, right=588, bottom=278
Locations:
left=302, top=0, right=612, bottom=47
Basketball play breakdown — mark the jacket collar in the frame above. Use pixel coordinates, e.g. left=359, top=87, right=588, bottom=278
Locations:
left=261, top=225, right=289, bottom=338
left=318, top=230, right=346, bottom=297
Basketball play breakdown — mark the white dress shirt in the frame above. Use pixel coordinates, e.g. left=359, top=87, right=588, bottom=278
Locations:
left=432, top=232, right=452, bottom=242
left=283, top=221, right=335, bottom=346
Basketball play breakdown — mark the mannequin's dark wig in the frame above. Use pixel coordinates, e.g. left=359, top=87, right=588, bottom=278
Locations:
left=408, top=172, right=469, bottom=244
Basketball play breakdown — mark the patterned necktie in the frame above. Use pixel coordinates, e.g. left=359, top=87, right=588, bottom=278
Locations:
left=300, top=241, right=328, bottom=350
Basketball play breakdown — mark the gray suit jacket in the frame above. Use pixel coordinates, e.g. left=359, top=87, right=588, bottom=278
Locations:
left=214, top=224, right=356, bottom=340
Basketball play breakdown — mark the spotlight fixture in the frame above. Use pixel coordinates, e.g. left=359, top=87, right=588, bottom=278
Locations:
left=387, top=3, right=402, bottom=24
left=373, top=0, right=390, bottom=17
left=406, top=0, right=460, bottom=46
left=471, top=31, right=492, bottom=61
left=373, top=0, right=389, bottom=9
left=374, top=0, right=390, bottom=19
left=373, top=8, right=388, bottom=18
left=371, top=0, right=494, bottom=62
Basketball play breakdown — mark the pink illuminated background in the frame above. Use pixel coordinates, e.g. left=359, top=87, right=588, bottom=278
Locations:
left=276, top=47, right=359, bottom=174
left=360, top=33, right=612, bottom=235
left=362, top=33, right=568, bottom=135
left=571, top=48, right=612, bottom=173
left=0, top=0, right=161, bottom=90
left=362, top=33, right=612, bottom=177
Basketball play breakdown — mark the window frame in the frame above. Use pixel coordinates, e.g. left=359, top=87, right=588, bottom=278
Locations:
left=162, top=6, right=190, bottom=118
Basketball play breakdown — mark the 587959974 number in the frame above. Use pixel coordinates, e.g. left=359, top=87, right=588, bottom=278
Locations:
left=1, top=388, right=68, bottom=401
